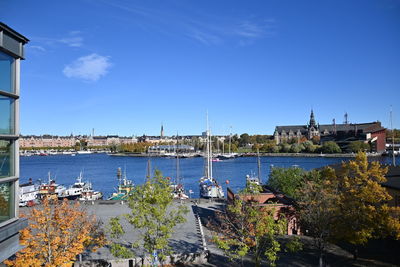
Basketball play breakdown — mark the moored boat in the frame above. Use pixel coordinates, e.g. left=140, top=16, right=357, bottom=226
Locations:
left=37, top=172, right=66, bottom=200
left=199, top=115, right=224, bottom=199
left=108, top=167, right=134, bottom=200
left=19, top=178, right=38, bottom=207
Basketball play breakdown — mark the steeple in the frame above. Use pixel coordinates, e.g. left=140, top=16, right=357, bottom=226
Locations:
left=309, top=109, right=316, bottom=127
left=160, top=123, right=164, bottom=138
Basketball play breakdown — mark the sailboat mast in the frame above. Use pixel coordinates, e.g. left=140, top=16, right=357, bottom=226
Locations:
left=229, top=126, right=232, bottom=154
left=206, top=112, right=211, bottom=178
left=391, top=106, right=396, bottom=166
left=176, top=133, right=180, bottom=185
left=146, top=159, right=152, bottom=181
left=257, top=148, right=262, bottom=184
left=209, top=128, right=213, bottom=179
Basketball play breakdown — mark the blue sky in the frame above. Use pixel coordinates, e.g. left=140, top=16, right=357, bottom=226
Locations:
left=1, top=0, right=400, bottom=136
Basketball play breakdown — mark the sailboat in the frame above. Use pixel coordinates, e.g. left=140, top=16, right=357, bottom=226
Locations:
left=171, top=137, right=189, bottom=199
left=245, top=149, right=262, bottom=187
left=199, top=115, right=224, bottom=198
left=217, top=127, right=238, bottom=160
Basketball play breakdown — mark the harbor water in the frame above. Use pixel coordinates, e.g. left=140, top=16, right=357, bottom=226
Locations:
left=20, top=154, right=398, bottom=199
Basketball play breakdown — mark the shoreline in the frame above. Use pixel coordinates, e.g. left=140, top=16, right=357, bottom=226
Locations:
left=109, top=152, right=387, bottom=158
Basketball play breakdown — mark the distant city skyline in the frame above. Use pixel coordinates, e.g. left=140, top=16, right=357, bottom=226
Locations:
left=1, top=0, right=399, bottom=136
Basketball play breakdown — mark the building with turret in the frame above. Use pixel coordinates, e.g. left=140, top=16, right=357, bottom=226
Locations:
left=274, top=110, right=386, bottom=152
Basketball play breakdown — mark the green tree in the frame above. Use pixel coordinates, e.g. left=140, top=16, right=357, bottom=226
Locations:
left=239, top=133, right=251, bottom=147
left=321, top=141, right=341, bottom=154
left=211, top=198, right=287, bottom=267
left=108, top=170, right=188, bottom=263
left=296, top=169, right=338, bottom=267
left=348, top=141, right=370, bottom=153
left=267, top=167, right=305, bottom=199
left=302, top=141, right=316, bottom=153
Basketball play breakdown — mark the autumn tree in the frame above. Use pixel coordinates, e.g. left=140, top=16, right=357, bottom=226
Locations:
left=326, top=152, right=400, bottom=259
left=5, top=199, right=105, bottom=267
left=210, top=198, right=287, bottom=267
left=109, top=170, right=188, bottom=263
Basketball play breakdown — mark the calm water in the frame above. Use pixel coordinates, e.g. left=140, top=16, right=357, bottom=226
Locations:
left=20, top=154, right=398, bottom=199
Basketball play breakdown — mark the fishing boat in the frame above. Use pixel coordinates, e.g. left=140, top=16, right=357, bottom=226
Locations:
left=199, top=115, right=224, bottom=199
left=37, top=172, right=66, bottom=200
left=108, top=167, right=134, bottom=200
left=19, top=178, right=38, bottom=206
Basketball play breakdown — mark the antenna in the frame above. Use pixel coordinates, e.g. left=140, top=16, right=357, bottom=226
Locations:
left=391, top=106, right=396, bottom=166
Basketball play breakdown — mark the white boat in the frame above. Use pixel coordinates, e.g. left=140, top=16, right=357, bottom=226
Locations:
left=171, top=141, right=189, bottom=200
left=245, top=150, right=262, bottom=187
left=19, top=178, right=38, bottom=206
left=199, top=115, right=224, bottom=199
left=79, top=181, right=103, bottom=201
left=60, top=172, right=86, bottom=200
left=76, top=151, right=92, bottom=154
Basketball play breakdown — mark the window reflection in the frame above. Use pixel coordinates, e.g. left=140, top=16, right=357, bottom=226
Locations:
left=0, top=140, right=13, bottom=178
left=0, top=52, right=15, bottom=94
left=0, top=182, right=14, bottom=223
left=0, top=96, right=14, bottom=135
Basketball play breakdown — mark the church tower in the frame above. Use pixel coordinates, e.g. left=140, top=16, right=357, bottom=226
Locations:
left=160, top=123, right=164, bottom=138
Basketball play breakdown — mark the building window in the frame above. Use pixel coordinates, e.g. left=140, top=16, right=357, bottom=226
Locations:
left=0, top=96, right=15, bottom=135
left=0, top=52, right=15, bottom=94
left=0, top=181, right=15, bottom=223
left=0, top=140, right=14, bottom=178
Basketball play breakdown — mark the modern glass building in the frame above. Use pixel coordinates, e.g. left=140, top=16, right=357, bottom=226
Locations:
left=0, top=22, right=29, bottom=262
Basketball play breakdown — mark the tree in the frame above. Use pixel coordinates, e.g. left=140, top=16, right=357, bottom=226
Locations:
left=211, top=198, right=287, bottom=267
left=326, top=152, right=400, bottom=259
left=302, top=141, right=316, bottom=153
left=267, top=167, right=306, bottom=199
left=296, top=168, right=338, bottom=267
left=5, top=199, right=105, bottom=267
left=239, top=133, right=251, bottom=147
left=348, top=141, right=370, bottom=153
left=321, top=141, right=341, bottom=154
left=108, top=170, right=188, bottom=263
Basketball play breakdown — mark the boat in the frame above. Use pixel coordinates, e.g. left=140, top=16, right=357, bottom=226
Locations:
left=59, top=172, right=86, bottom=200
left=199, top=115, right=224, bottom=199
left=76, top=150, right=92, bottom=154
left=19, top=178, right=38, bottom=206
left=37, top=172, right=66, bottom=200
left=245, top=149, right=262, bottom=186
left=108, top=167, right=134, bottom=200
left=171, top=139, right=189, bottom=200
left=79, top=182, right=103, bottom=201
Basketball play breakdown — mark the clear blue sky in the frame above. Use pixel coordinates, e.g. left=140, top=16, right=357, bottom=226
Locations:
left=1, top=0, right=399, bottom=136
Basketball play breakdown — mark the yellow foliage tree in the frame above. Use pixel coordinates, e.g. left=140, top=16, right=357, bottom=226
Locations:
left=5, top=199, right=106, bottom=267
left=326, top=152, right=400, bottom=258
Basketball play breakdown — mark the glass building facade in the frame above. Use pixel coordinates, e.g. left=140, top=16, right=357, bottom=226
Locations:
left=0, top=22, right=28, bottom=262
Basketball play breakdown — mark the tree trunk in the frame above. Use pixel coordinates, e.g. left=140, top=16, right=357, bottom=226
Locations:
left=353, top=247, right=358, bottom=261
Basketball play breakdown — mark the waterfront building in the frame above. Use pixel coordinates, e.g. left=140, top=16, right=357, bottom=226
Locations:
left=0, top=22, right=29, bottom=262
left=19, top=134, right=77, bottom=148
left=274, top=110, right=386, bottom=152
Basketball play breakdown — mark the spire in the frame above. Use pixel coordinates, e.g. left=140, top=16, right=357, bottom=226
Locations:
left=160, top=123, right=164, bottom=138
left=309, top=109, right=316, bottom=127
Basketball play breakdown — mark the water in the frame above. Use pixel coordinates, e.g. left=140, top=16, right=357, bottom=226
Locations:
left=20, top=154, right=398, bottom=199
